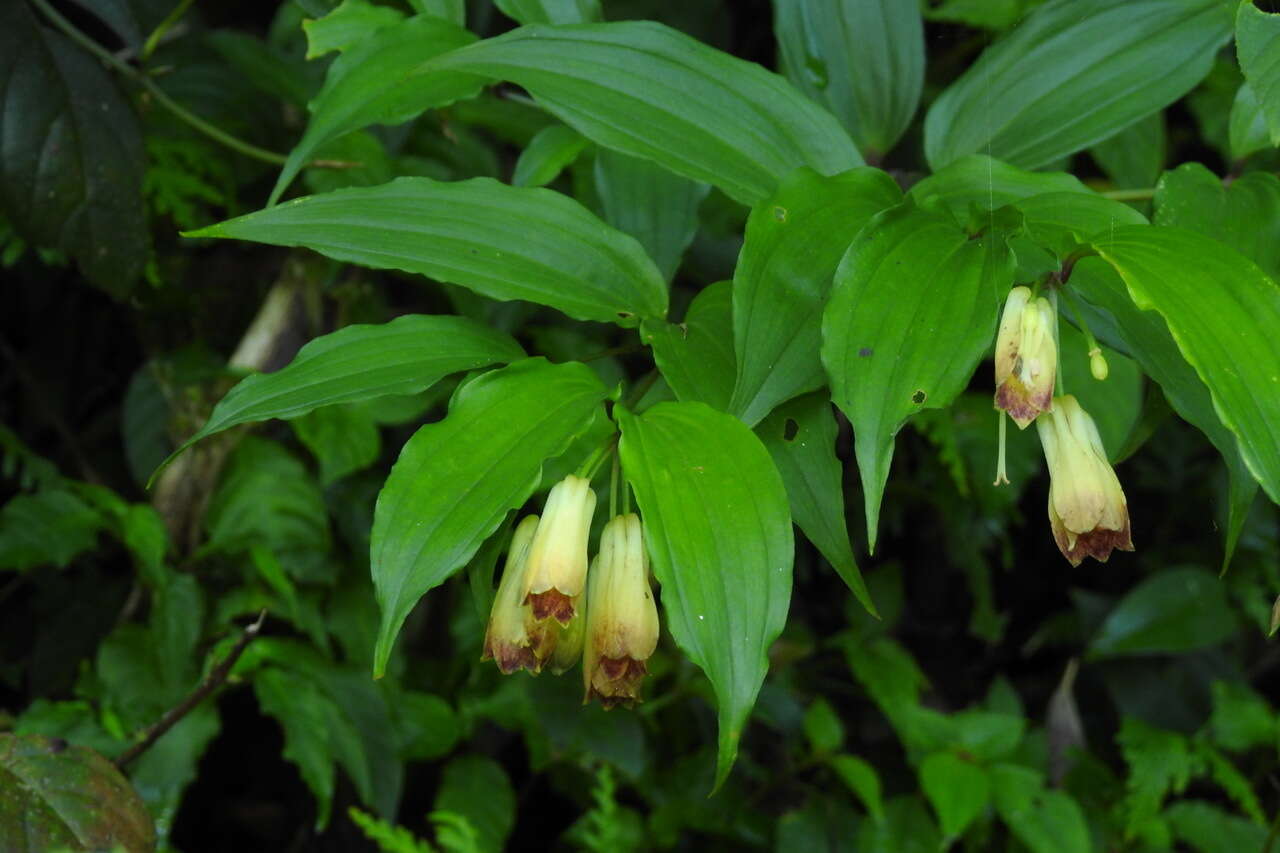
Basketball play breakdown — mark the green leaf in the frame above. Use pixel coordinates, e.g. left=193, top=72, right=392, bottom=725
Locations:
left=292, top=403, right=382, bottom=485
left=1166, top=801, right=1268, bottom=853
left=433, top=22, right=862, bottom=205
left=908, top=154, right=1089, bottom=220
left=1153, top=163, right=1280, bottom=280
left=192, top=178, right=668, bottom=326
left=773, top=0, right=924, bottom=157
left=1070, top=257, right=1258, bottom=568
left=494, top=0, right=602, bottom=24
left=371, top=358, right=607, bottom=675
left=1089, top=111, right=1166, bottom=190
left=0, top=489, right=104, bottom=572
left=924, top=0, right=1038, bottom=30
left=271, top=14, right=484, bottom=202
left=642, top=281, right=735, bottom=411
left=303, top=0, right=405, bottom=58
left=1013, top=191, right=1149, bottom=259
left=1207, top=681, right=1276, bottom=753
left=410, top=0, right=464, bottom=25
left=1090, top=567, right=1237, bottom=657
left=1091, top=224, right=1280, bottom=503
left=924, top=0, right=1233, bottom=170
left=121, top=504, right=169, bottom=588
left=166, top=314, right=522, bottom=474
left=757, top=392, right=875, bottom=615
left=829, top=754, right=884, bottom=822
left=511, top=124, right=587, bottom=187
left=256, top=668, right=337, bottom=827
left=737, top=166, right=906, bottom=425
left=1117, top=717, right=1196, bottom=832
left=617, top=402, right=793, bottom=788
left=952, top=710, right=1024, bottom=762
left=393, top=691, right=460, bottom=761
left=434, top=756, right=516, bottom=853
left=129, top=706, right=219, bottom=843
left=1229, top=82, right=1273, bottom=162
left=1236, top=1, right=1280, bottom=147
left=920, top=752, right=990, bottom=842
left=594, top=148, right=709, bottom=283
left=0, top=2, right=148, bottom=296
left=0, top=733, right=156, bottom=853
left=730, top=167, right=902, bottom=426
left=855, top=795, right=941, bottom=853
left=821, top=201, right=1013, bottom=552
left=151, top=574, right=204, bottom=691
left=990, top=764, right=1091, bottom=853
left=803, top=698, right=844, bottom=754
left=349, top=807, right=431, bottom=853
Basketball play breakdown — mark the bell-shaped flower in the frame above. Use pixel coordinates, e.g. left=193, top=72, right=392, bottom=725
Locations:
left=583, top=514, right=659, bottom=708
left=1036, top=395, right=1134, bottom=566
left=995, top=286, right=1057, bottom=428
left=482, top=516, right=557, bottom=674
left=523, top=475, right=596, bottom=624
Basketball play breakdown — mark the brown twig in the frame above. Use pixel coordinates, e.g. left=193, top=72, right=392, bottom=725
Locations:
left=114, top=610, right=266, bottom=769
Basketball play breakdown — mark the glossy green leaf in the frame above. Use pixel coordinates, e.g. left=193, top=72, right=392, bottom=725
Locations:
left=1089, top=111, right=1166, bottom=190
left=618, top=402, right=793, bottom=788
left=163, top=313, right=523, bottom=475
left=371, top=359, right=607, bottom=676
left=1236, top=2, right=1280, bottom=147
left=433, top=22, right=862, bottom=205
left=822, top=202, right=1013, bottom=552
left=1091, top=225, right=1280, bottom=504
left=270, top=15, right=484, bottom=203
left=924, top=0, right=1233, bottom=170
left=0, top=733, right=156, bottom=853
left=1229, top=82, right=1273, bottom=161
left=0, top=2, right=148, bottom=297
left=511, top=124, right=588, bottom=187
left=730, top=167, right=902, bottom=426
left=594, top=148, right=709, bottom=282
left=1090, top=567, right=1237, bottom=657
left=1070, top=257, right=1258, bottom=569
left=190, top=178, right=668, bottom=325
left=303, top=0, right=405, bottom=58
left=757, top=392, right=875, bottom=615
left=1013, top=190, right=1149, bottom=259
left=924, top=0, right=1037, bottom=30
left=774, top=0, right=924, bottom=157
left=908, top=154, right=1089, bottom=220
left=920, top=751, right=990, bottom=841
left=410, top=0, right=464, bottom=23
left=642, top=281, right=735, bottom=411
left=494, top=0, right=601, bottom=24
left=1153, top=163, right=1280, bottom=279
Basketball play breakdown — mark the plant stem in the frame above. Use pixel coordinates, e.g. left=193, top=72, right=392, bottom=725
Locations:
left=29, top=0, right=287, bottom=166
left=114, top=610, right=266, bottom=769
left=1100, top=188, right=1155, bottom=201
left=142, top=0, right=195, bottom=60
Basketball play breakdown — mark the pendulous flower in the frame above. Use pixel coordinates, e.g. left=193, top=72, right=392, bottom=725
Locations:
left=994, top=286, right=1057, bottom=428
left=1036, top=394, right=1134, bottom=566
left=583, top=514, right=659, bottom=708
left=482, top=516, right=557, bottom=674
left=523, top=475, right=596, bottom=624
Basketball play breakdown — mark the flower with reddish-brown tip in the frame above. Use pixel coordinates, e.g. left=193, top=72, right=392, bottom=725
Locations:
left=995, top=286, right=1057, bottom=428
left=583, top=514, right=659, bottom=709
left=482, top=516, right=557, bottom=674
left=1036, top=395, right=1134, bottom=566
left=523, top=475, right=596, bottom=624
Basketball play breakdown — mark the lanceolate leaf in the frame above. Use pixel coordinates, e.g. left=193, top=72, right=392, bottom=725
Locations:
left=1091, top=226, right=1280, bottom=505
left=189, top=177, right=669, bottom=324
left=1236, top=2, right=1280, bottom=147
left=821, top=202, right=1014, bottom=552
left=642, top=281, right=736, bottom=411
left=371, top=359, right=608, bottom=676
left=730, top=167, right=902, bottom=426
left=618, top=402, right=793, bottom=788
left=158, top=314, right=523, bottom=478
left=433, top=22, right=862, bottom=205
left=757, top=393, right=875, bottom=615
left=924, top=0, right=1233, bottom=170
left=1153, top=163, right=1280, bottom=280
left=0, top=2, right=148, bottom=297
left=774, top=0, right=924, bottom=157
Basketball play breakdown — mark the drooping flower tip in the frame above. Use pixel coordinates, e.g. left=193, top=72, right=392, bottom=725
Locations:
left=482, top=515, right=557, bottom=674
left=994, top=286, right=1057, bottom=428
left=1037, top=395, right=1134, bottom=566
left=583, top=514, right=659, bottom=708
left=523, top=475, right=597, bottom=626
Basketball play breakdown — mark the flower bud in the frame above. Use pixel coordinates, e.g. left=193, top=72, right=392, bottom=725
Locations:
left=482, top=516, right=557, bottom=674
left=995, top=286, right=1057, bottom=428
left=1036, top=395, right=1134, bottom=566
left=584, top=514, right=659, bottom=708
left=523, top=475, right=597, bottom=624
left=547, top=586, right=587, bottom=675
left=1088, top=347, right=1109, bottom=381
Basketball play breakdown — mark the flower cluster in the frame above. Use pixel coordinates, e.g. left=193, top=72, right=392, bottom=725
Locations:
left=481, top=475, right=660, bottom=708
left=994, top=287, right=1134, bottom=565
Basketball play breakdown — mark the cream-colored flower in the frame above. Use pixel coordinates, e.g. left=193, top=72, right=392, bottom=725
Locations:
left=523, top=475, right=596, bottom=624
left=995, top=286, right=1057, bottom=428
left=583, top=514, right=659, bottom=708
left=1036, top=395, right=1134, bottom=566
left=482, top=516, right=557, bottom=674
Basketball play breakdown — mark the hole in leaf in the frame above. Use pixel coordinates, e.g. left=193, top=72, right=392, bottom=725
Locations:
left=783, top=419, right=799, bottom=441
